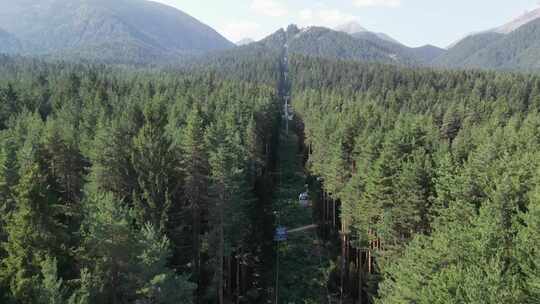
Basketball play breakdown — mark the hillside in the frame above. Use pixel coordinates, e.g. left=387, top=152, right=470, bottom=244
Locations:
left=410, top=44, right=447, bottom=64
left=434, top=32, right=504, bottom=67
left=434, top=19, right=540, bottom=70
left=252, top=25, right=418, bottom=66
left=0, top=0, right=234, bottom=63
left=224, top=25, right=448, bottom=67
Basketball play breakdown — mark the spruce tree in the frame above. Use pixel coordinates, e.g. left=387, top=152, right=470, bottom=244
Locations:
left=136, top=224, right=195, bottom=304
left=78, top=192, right=139, bottom=303
left=38, top=256, right=65, bottom=304
left=179, top=106, right=208, bottom=300
left=132, top=96, right=176, bottom=231
left=1, top=156, right=61, bottom=303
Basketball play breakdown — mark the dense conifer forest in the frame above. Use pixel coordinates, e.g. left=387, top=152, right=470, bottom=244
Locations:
left=1, top=38, right=540, bottom=304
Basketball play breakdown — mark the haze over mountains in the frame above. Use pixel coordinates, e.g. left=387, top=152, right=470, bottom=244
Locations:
left=1, top=0, right=540, bottom=71
left=0, top=28, right=22, bottom=54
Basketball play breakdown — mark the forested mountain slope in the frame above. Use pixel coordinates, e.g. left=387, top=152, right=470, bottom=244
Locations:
left=434, top=32, right=505, bottom=67
left=245, top=24, right=445, bottom=67
left=435, top=18, right=540, bottom=70
left=0, top=0, right=234, bottom=64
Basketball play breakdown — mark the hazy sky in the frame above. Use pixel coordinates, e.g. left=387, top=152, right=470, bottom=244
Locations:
left=151, top=0, right=540, bottom=47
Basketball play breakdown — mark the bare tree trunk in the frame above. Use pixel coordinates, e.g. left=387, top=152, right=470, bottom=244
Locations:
left=333, top=200, right=336, bottom=231
left=340, top=233, right=346, bottom=304
left=193, top=206, right=201, bottom=304
left=236, top=253, right=241, bottom=304
left=218, top=193, right=224, bottom=304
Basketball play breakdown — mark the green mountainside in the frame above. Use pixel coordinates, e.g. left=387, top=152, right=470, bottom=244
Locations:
left=0, top=0, right=234, bottom=63
left=435, top=19, right=540, bottom=71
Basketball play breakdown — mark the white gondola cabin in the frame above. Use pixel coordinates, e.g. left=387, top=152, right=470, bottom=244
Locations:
left=299, top=192, right=310, bottom=207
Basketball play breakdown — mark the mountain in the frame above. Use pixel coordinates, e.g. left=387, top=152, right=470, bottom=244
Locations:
left=438, top=7, right=540, bottom=70
left=434, top=32, right=504, bottom=67
left=0, top=0, right=234, bottom=63
left=410, top=45, right=447, bottom=64
left=335, top=22, right=368, bottom=35
left=434, top=17, right=540, bottom=71
left=335, top=21, right=401, bottom=44
left=238, top=24, right=446, bottom=67
left=0, top=28, right=22, bottom=54
left=236, top=38, right=255, bottom=46
left=446, top=9, right=540, bottom=50
left=493, top=8, right=540, bottom=34
left=333, top=22, right=446, bottom=64
left=260, top=25, right=416, bottom=65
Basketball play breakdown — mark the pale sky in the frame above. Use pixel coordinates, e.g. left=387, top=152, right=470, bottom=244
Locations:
left=151, top=0, right=540, bottom=47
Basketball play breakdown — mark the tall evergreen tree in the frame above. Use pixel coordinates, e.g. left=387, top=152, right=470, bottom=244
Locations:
left=136, top=224, right=195, bottom=304
left=179, top=106, right=209, bottom=300
left=1, top=155, right=62, bottom=303
left=132, top=96, right=177, bottom=231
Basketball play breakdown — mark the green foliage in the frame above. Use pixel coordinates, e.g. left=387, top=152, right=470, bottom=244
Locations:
left=290, top=54, right=540, bottom=303
left=136, top=224, right=195, bottom=304
left=1, top=155, right=62, bottom=303
left=0, top=52, right=280, bottom=303
left=38, top=256, right=65, bottom=304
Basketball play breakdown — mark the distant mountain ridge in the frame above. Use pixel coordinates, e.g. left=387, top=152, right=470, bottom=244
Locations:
left=445, top=7, right=540, bottom=51
left=335, top=21, right=401, bottom=44
left=493, top=8, right=540, bottom=34
left=257, top=25, right=414, bottom=65
left=0, top=0, right=234, bottom=63
left=434, top=12, right=540, bottom=71
left=1, top=1, right=540, bottom=71
left=236, top=38, right=255, bottom=46
left=244, top=24, right=445, bottom=67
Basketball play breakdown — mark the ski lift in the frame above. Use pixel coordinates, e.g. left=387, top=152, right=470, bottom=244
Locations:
left=299, top=192, right=310, bottom=207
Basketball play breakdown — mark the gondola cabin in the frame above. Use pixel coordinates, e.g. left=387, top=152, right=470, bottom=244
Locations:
left=299, top=192, right=310, bottom=207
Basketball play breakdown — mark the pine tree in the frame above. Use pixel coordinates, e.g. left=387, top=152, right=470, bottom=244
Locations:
left=132, top=96, right=177, bottom=231
left=87, top=104, right=142, bottom=202
left=136, top=224, right=195, bottom=304
left=206, top=120, right=244, bottom=304
left=0, top=137, right=18, bottom=252
left=78, top=192, right=139, bottom=304
left=517, top=186, right=540, bottom=301
left=1, top=156, right=61, bottom=303
left=179, top=106, right=208, bottom=300
left=67, top=269, right=94, bottom=304
left=0, top=84, right=19, bottom=129
left=38, top=256, right=65, bottom=304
